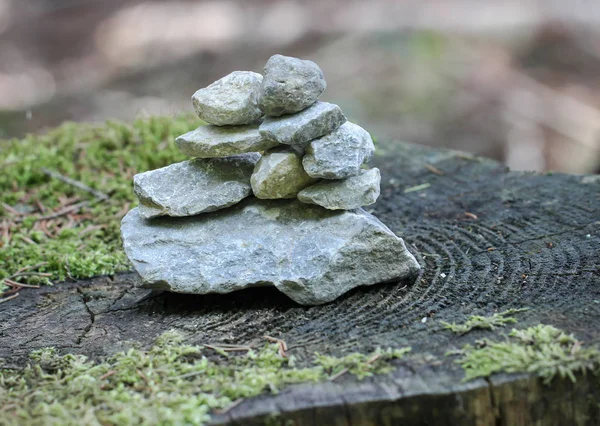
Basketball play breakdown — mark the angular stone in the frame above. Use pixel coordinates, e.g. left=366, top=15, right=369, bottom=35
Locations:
left=259, top=101, right=346, bottom=152
left=176, top=124, right=278, bottom=158
left=302, top=122, right=375, bottom=179
left=134, top=154, right=259, bottom=219
left=259, top=54, right=326, bottom=117
left=251, top=148, right=317, bottom=199
left=298, top=168, right=381, bottom=210
left=192, top=71, right=263, bottom=126
left=121, top=199, right=420, bottom=305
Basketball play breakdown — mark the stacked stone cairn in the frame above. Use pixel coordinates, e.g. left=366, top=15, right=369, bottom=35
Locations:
left=121, top=54, right=420, bottom=305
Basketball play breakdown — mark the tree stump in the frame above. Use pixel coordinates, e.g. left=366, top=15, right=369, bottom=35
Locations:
left=1, top=141, right=599, bottom=425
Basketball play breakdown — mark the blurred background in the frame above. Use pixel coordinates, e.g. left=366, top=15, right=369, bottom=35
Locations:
left=1, top=0, right=600, bottom=173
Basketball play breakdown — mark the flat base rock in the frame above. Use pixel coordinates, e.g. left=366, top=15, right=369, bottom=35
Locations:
left=121, top=199, right=420, bottom=305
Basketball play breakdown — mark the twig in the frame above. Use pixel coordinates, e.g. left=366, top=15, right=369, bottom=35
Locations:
left=328, top=368, right=349, bottom=381
left=35, top=200, right=47, bottom=213
left=1, top=219, right=10, bottom=243
left=571, top=341, right=583, bottom=355
left=264, top=335, right=288, bottom=357
left=215, top=398, right=244, bottom=415
left=40, top=220, right=53, bottom=238
left=464, top=212, right=478, bottom=220
left=0, top=293, right=19, bottom=304
left=137, top=369, right=149, bottom=385
left=204, top=344, right=252, bottom=352
left=424, top=164, right=445, bottom=176
left=14, top=201, right=90, bottom=223
left=16, top=234, right=37, bottom=245
left=13, top=262, right=49, bottom=275
left=1, top=202, right=21, bottom=216
left=10, top=271, right=52, bottom=279
left=172, top=370, right=206, bottom=380
left=78, top=224, right=106, bottom=236
left=42, top=168, right=109, bottom=201
left=0, top=287, right=20, bottom=297
left=329, top=353, right=382, bottom=382
left=100, top=370, right=117, bottom=380
left=3, top=278, right=40, bottom=289
left=404, top=183, right=431, bottom=193
left=203, top=343, right=252, bottom=349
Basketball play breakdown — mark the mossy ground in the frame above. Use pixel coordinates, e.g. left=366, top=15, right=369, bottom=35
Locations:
left=0, top=331, right=409, bottom=426
left=444, top=314, right=600, bottom=385
left=0, top=116, right=199, bottom=295
left=441, top=308, right=529, bottom=335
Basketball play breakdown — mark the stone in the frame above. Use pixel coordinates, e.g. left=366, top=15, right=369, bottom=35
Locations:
left=134, top=154, right=259, bottom=219
left=259, top=101, right=346, bottom=152
left=251, top=148, right=317, bottom=199
left=176, top=124, right=278, bottom=158
left=302, top=122, right=375, bottom=179
left=298, top=168, right=381, bottom=210
left=121, top=199, right=420, bottom=305
left=259, top=54, right=326, bottom=116
left=191, top=71, right=263, bottom=126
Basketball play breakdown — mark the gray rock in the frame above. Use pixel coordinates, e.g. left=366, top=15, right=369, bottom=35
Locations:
left=259, top=101, right=346, bottom=152
left=134, top=154, right=260, bottom=219
left=259, top=54, right=326, bottom=117
left=302, top=122, right=375, bottom=179
left=176, top=124, right=278, bottom=158
left=298, top=168, right=381, bottom=210
left=121, top=199, right=420, bottom=305
left=251, top=148, right=317, bottom=199
left=191, top=71, right=263, bottom=126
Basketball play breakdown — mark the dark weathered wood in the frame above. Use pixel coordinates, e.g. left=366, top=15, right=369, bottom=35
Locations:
left=1, top=140, right=599, bottom=425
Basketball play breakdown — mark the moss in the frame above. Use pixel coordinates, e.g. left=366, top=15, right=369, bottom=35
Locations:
left=315, top=347, right=411, bottom=380
left=451, top=324, right=600, bottom=384
left=441, top=308, right=529, bottom=335
left=0, top=331, right=410, bottom=426
left=0, top=116, right=199, bottom=294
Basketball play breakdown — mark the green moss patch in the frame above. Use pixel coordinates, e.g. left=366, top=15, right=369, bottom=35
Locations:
left=0, top=331, right=410, bottom=426
left=441, top=308, right=529, bottom=335
left=452, top=324, right=600, bottom=384
left=0, top=116, right=199, bottom=295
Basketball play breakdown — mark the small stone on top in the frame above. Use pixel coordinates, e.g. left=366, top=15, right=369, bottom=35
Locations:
left=259, top=54, right=326, bottom=117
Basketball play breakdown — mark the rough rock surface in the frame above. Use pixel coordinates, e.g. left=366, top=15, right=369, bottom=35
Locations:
left=298, top=168, right=381, bottom=210
left=133, top=154, right=259, bottom=219
left=259, top=101, right=346, bottom=152
left=303, top=122, right=375, bottom=179
left=121, top=199, right=420, bottom=305
left=250, top=148, right=316, bottom=199
left=259, top=54, right=326, bottom=117
left=191, top=71, right=263, bottom=126
left=176, top=124, right=278, bottom=158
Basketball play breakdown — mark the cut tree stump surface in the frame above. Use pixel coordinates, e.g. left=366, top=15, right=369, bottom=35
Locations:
left=1, top=141, right=599, bottom=425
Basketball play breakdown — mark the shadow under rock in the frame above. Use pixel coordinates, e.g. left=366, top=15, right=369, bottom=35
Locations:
left=124, top=270, right=421, bottom=318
